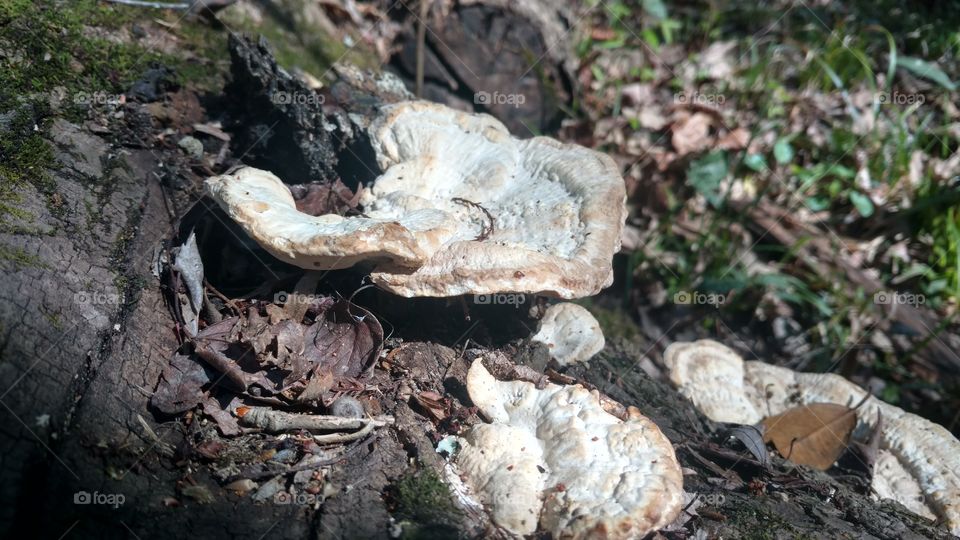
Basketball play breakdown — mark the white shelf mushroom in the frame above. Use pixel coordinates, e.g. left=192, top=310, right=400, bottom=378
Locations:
left=206, top=101, right=627, bottom=298
left=663, top=339, right=960, bottom=535
left=531, top=302, right=605, bottom=367
left=454, top=359, right=683, bottom=538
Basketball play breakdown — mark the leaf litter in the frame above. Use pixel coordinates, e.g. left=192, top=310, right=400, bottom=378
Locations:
left=152, top=293, right=384, bottom=424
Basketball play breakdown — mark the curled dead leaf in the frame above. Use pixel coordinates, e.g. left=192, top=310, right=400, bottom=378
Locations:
left=671, top=112, right=713, bottom=156
left=412, top=390, right=449, bottom=422
left=725, top=425, right=769, bottom=467
left=151, top=352, right=213, bottom=414
left=717, top=127, right=750, bottom=150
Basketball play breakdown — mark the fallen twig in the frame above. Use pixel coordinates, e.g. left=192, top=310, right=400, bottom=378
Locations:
left=105, top=0, right=191, bottom=8
left=203, top=279, right=240, bottom=315
left=239, top=407, right=393, bottom=434
left=311, top=421, right=375, bottom=444
left=194, top=344, right=248, bottom=392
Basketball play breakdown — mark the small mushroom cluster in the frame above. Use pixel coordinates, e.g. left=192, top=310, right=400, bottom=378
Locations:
left=664, top=339, right=960, bottom=535
left=453, top=359, right=684, bottom=538
left=206, top=101, right=627, bottom=298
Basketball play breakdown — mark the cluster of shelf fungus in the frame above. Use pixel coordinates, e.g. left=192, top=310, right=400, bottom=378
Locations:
left=206, top=101, right=959, bottom=538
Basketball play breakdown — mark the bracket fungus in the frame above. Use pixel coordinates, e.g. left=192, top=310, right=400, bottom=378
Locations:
left=205, top=101, right=627, bottom=298
left=454, top=359, right=683, bottom=538
left=531, top=303, right=605, bottom=367
left=663, top=339, right=960, bottom=535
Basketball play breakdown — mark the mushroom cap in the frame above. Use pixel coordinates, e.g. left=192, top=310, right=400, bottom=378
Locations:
left=365, top=102, right=626, bottom=298
left=205, top=101, right=627, bottom=298
left=205, top=167, right=447, bottom=270
left=872, top=449, right=936, bottom=520
left=457, top=359, right=683, bottom=538
left=663, top=339, right=960, bottom=535
left=531, top=302, right=605, bottom=367
left=662, top=339, right=761, bottom=424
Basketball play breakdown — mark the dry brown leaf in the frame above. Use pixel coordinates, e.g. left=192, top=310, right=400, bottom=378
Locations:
left=590, top=27, right=617, bottom=41
left=151, top=352, right=213, bottom=414
left=295, top=369, right=335, bottom=403
left=761, top=402, right=858, bottom=470
left=413, top=390, right=449, bottom=422
left=290, top=179, right=359, bottom=217
left=717, top=127, right=750, bottom=150
left=201, top=396, right=242, bottom=436
left=638, top=107, right=669, bottom=130
left=671, top=112, right=713, bottom=156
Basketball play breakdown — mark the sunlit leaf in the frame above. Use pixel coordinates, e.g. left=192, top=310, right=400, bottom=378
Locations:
left=743, top=153, right=767, bottom=172
left=762, top=402, right=859, bottom=470
left=805, top=196, right=829, bottom=211
left=850, top=191, right=874, bottom=217
left=773, top=137, right=794, bottom=164
left=897, top=56, right=956, bottom=90
left=642, top=0, right=668, bottom=21
left=687, top=151, right=728, bottom=208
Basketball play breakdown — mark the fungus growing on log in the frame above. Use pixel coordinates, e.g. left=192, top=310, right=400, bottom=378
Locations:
left=206, top=101, right=627, bottom=298
left=454, top=359, right=683, bottom=538
left=530, top=302, right=605, bottom=367
left=663, top=339, right=960, bottom=535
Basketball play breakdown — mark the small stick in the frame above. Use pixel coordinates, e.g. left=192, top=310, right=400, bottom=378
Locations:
left=240, top=407, right=393, bottom=433
left=105, top=0, right=190, bottom=8
left=204, top=278, right=240, bottom=315
left=311, top=421, right=374, bottom=444
left=195, top=345, right=248, bottom=392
